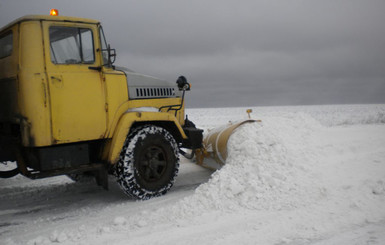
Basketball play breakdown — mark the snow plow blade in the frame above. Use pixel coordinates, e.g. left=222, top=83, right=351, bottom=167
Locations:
left=195, top=120, right=259, bottom=170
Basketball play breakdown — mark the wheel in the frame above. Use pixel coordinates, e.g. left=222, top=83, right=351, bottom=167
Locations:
left=116, top=125, right=180, bottom=200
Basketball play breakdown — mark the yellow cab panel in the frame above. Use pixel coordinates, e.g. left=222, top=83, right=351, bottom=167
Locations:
left=42, top=21, right=107, bottom=143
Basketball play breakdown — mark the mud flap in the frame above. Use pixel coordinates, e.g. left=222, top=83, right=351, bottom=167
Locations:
left=95, top=166, right=109, bottom=190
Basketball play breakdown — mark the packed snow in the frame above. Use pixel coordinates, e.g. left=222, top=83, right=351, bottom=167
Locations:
left=1, top=104, right=385, bottom=245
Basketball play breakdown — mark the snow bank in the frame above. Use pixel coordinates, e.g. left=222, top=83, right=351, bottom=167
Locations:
left=187, top=104, right=385, bottom=128
left=176, top=114, right=321, bottom=213
left=298, top=104, right=385, bottom=126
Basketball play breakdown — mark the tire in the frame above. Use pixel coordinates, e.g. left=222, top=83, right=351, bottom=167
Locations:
left=116, top=125, right=180, bottom=200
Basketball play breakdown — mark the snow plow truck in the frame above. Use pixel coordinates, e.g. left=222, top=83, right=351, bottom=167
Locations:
left=0, top=11, right=255, bottom=199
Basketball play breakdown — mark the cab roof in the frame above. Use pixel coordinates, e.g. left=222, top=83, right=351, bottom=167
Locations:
left=1, top=15, right=100, bottom=33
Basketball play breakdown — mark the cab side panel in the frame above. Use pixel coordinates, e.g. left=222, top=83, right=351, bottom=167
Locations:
left=103, top=70, right=129, bottom=134
left=43, top=22, right=107, bottom=144
left=18, top=21, right=52, bottom=146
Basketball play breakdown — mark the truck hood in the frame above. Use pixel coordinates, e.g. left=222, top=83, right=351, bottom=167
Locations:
left=115, top=66, right=180, bottom=99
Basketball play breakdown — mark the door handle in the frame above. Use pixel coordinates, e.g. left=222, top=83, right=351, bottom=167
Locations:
left=89, top=66, right=102, bottom=71
left=51, top=76, right=62, bottom=82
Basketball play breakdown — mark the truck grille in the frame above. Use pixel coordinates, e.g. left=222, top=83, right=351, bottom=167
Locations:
left=135, top=87, right=175, bottom=98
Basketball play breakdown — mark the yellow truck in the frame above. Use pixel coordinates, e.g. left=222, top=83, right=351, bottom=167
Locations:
left=0, top=12, right=203, bottom=199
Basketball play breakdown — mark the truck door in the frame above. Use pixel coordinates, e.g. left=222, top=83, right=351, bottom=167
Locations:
left=43, top=22, right=107, bottom=143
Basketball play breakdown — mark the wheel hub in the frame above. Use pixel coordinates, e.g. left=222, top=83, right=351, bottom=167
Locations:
left=140, top=146, right=167, bottom=182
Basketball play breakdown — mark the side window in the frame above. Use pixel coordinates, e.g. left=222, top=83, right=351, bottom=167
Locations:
left=0, top=31, right=13, bottom=59
left=49, top=26, right=95, bottom=64
left=80, top=29, right=94, bottom=63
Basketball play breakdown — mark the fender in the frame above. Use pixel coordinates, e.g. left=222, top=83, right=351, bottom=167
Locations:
left=102, top=111, right=187, bottom=164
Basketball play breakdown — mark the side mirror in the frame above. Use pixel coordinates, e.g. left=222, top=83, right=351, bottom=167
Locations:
left=102, top=44, right=116, bottom=68
left=107, top=44, right=116, bottom=66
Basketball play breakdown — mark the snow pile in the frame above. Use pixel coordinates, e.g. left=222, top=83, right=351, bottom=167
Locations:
left=176, top=114, right=321, bottom=213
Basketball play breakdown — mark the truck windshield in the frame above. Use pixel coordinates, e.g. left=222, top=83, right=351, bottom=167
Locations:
left=49, top=26, right=95, bottom=64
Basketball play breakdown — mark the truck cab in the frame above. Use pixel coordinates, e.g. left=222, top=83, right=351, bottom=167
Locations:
left=0, top=13, right=202, bottom=199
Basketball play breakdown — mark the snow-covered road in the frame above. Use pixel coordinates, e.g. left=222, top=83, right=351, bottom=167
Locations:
left=1, top=105, right=385, bottom=245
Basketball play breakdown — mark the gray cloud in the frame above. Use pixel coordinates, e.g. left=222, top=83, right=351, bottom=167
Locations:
left=1, top=0, right=384, bottom=108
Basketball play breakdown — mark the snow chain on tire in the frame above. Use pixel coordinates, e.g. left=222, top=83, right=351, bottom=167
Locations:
left=116, top=125, right=180, bottom=200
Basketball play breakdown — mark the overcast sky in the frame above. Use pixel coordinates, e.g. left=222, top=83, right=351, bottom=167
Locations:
left=1, top=0, right=384, bottom=108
